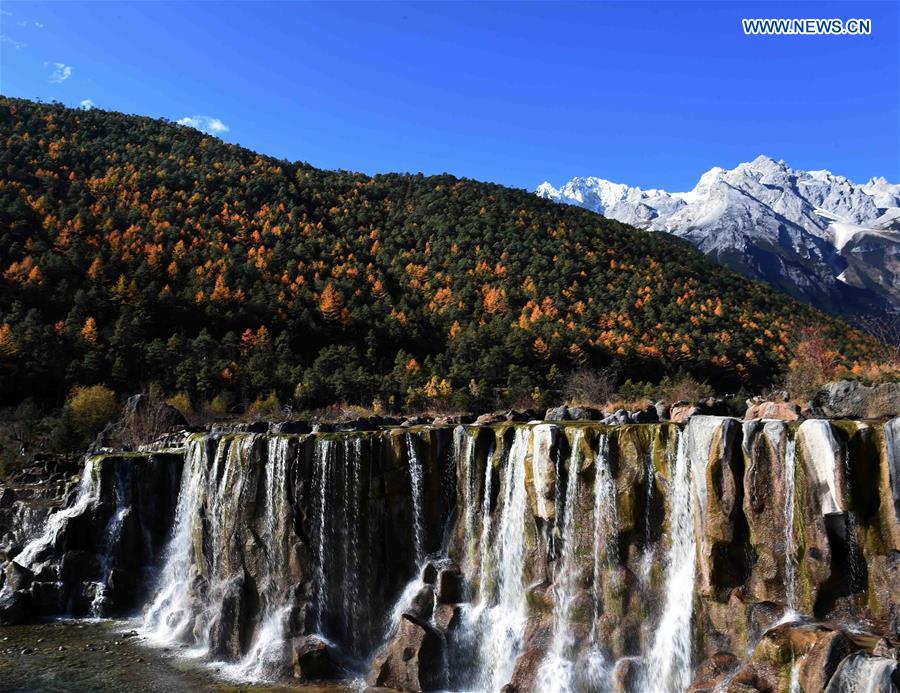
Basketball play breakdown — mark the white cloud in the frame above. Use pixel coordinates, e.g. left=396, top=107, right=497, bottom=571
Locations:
left=46, top=62, right=72, bottom=83
left=79, top=99, right=94, bottom=109
left=1, top=35, right=26, bottom=49
left=34, top=22, right=44, bottom=29
left=177, top=115, right=230, bottom=135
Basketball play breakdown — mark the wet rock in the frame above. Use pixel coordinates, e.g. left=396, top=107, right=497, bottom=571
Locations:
left=59, top=550, right=101, bottom=584
left=744, top=400, right=802, bottom=421
left=290, top=635, right=336, bottom=681
left=613, top=657, right=644, bottom=693
left=506, top=644, right=548, bottom=692
left=3, top=561, right=33, bottom=592
left=436, top=568, right=463, bottom=604
left=800, top=629, right=856, bottom=692
left=0, top=488, right=15, bottom=509
left=421, top=561, right=438, bottom=585
left=367, top=613, right=445, bottom=691
left=0, top=589, right=28, bottom=625
left=808, top=380, right=900, bottom=419
left=689, top=651, right=739, bottom=692
left=406, top=584, right=435, bottom=621
left=433, top=603, right=461, bottom=635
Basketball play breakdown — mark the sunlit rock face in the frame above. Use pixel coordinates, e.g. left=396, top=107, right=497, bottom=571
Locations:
left=1, top=417, right=898, bottom=691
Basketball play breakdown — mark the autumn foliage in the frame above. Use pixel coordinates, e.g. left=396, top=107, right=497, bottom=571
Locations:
left=0, top=97, right=889, bottom=412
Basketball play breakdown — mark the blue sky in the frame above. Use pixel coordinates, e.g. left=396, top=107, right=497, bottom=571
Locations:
left=1, top=1, right=897, bottom=191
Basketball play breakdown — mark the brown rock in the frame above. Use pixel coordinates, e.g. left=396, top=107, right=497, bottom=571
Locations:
left=744, top=401, right=802, bottom=421
left=670, top=401, right=701, bottom=423
left=367, top=613, right=445, bottom=691
left=291, top=635, right=336, bottom=681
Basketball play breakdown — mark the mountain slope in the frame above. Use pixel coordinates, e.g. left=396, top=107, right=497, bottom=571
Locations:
left=0, top=99, right=884, bottom=410
left=537, top=156, right=900, bottom=318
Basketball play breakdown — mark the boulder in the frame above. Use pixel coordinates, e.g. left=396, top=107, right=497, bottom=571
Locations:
left=544, top=406, right=569, bottom=421
left=613, top=657, right=645, bottom=693
left=567, top=406, right=603, bottom=421
left=654, top=400, right=671, bottom=420
left=799, top=629, right=856, bottom=692
left=602, top=409, right=632, bottom=425
left=407, top=584, right=435, bottom=621
left=630, top=405, right=658, bottom=424
left=808, top=380, right=900, bottom=419
left=670, top=401, right=701, bottom=423
left=367, top=613, right=445, bottom=691
left=436, top=568, right=464, bottom=604
left=421, top=561, right=438, bottom=585
left=291, top=635, right=337, bottom=681
left=0, top=589, right=28, bottom=625
left=0, top=488, right=15, bottom=509
left=270, top=420, right=312, bottom=434
left=475, top=412, right=505, bottom=426
left=744, top=400, right=802, bottom=421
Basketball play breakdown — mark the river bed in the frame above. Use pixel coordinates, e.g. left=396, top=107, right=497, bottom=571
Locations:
left=0, top=619, right=358, bottom=692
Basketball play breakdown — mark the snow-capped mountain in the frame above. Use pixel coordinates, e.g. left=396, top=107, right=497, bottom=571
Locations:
left=537, top=156, right=900, bottom=318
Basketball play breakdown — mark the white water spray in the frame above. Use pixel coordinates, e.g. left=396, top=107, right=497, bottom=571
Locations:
left=646, top=429, right=696, bottom=692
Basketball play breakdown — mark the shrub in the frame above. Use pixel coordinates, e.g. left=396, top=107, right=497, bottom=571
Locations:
left=64, top=384, right=120, bottom=437
left=247, top=391, right=282, bottom=419
left=166, top=392, right=194, bottom=418
left=564, top=366, right=619, bottom=407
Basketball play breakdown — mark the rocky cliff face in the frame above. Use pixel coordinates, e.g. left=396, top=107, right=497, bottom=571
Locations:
left=0, top=418, right=898, bottom=692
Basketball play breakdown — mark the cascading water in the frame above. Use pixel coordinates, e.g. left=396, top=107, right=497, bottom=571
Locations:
left=13, top=457, right=99, bottom=570
left=405, top=433, right=426, bottom=568
left=585, top=432, right=617, bottom=687
left=471, top=428, right=531, bottom=692
left=645, top=429, right=696, bottom=693
left=143, top=435, right=213, bottom=643
left=313, top=438, right=333, bottom=634
left=455, top=426, right=479, bottom=575
left=783, top=433, right=798, bottom=613
left=536, top=430, right=583, bottom=693
left=230, top=435, right=292, bottom=680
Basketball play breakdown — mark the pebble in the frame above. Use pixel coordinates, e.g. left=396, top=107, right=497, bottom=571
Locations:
left=20, top=647, right=33, bottom=655
left=58, top=645, right=66, bottom=651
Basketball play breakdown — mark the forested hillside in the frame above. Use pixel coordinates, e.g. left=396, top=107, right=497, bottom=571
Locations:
left=0, top=98, right=886, bottom=414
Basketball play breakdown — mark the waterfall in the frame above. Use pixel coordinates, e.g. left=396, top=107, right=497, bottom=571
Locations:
left=472, top=427, right=531, bottom=692
left=143, top=435, right=213, bottom=643
left=342, top=437, right=363, bottom=650
left=537, top=430, right=584, bottom=693
left=645, top=429, right=696, bottom=692
left=314, top=438, right=333, bottom=633
left=584, top=432, right=617, bottom=688
left=13, top=457, right=99, bottom=570
left=405, top=433, right=426, bottom=568
left=455, top=426, right=479, bottom=575
left=784, top=432, right=798, bottom=613
left=826, top=652, right=898, bottom=693
left=230, top=436, right=292, bottom=680
left=476, top=433, right=498, bottom=600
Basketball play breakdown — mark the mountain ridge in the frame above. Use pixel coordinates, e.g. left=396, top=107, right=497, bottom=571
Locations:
left=537, top=156, right=900, bottom=318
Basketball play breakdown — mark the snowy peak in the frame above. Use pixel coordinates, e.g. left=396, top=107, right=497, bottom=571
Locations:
left=536, top=157, right=900, bottom=317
